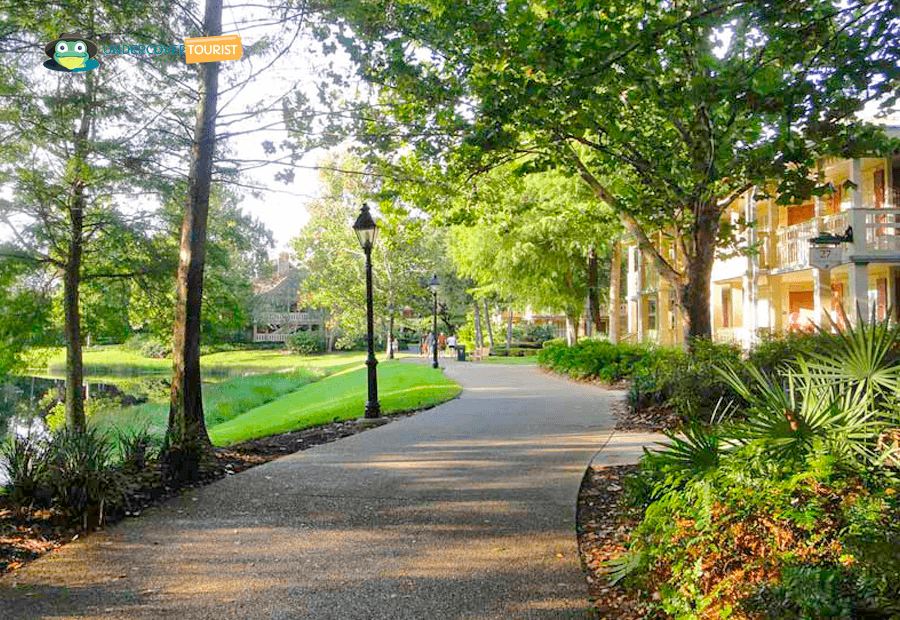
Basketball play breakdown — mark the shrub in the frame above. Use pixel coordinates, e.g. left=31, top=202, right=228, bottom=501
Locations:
left=48, top=426, right=119, bottom=519
left=520, top=324, right=557, bottom=345
left=747, top=329, right=833, bottom=376
left=288, top=330, right=326, bottom=355
left=626, top=347, right=687, bottom=410
left=619, top=452, right=900, bottom=620
left=0, top=433, right=50, bottom=505
left=666, top=339, right=742, bottom=421
left=488, top=347, right=540, bottom=357
left=140, top=338, right=170, bottom=359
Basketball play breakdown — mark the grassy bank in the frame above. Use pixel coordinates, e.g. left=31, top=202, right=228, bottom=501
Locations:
left=28, top=345, right=408, bottom=377
left=89, top=369, right=321, bottom=440
left=208, top=361, right=460, bottom=446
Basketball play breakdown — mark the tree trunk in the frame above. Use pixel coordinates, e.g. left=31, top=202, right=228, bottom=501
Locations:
left=608, top=239, right=621, bottom=343
left=166, top=0, right=221, bottom=480
left=566, top=313, right=580, bottom=347
left=587, top=249, right=601, bottom=333
left=64, top=186, right=85, bottom=431
left=473, top=301, right=483, bottom=348
left=680, top=206, right=719, bottom=346
left=386, top=313, right=395, bottom=359
left=63, top=70, right=95, bottom=432
left=484, top=300, right=495, bottom=346
left=505, top=305, right=513, bottom=354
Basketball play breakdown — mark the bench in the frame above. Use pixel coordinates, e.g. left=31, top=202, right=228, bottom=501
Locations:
left=471, top=346, right=491, bottom=361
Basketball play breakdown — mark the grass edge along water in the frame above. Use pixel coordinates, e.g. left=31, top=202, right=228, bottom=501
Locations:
left=208, top=361, right=460, bottom=446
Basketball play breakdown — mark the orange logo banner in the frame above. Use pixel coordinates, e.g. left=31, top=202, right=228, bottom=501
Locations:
left=184, top=35, right=242, bottom=63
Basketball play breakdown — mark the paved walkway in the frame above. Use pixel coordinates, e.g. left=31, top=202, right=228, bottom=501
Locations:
left=1, top=359, right=664, bottom=619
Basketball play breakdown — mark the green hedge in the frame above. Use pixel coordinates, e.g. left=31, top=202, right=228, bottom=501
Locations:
left=537, top=339, right=657, bottom=383
left=540, top=333, right=841, bottom=421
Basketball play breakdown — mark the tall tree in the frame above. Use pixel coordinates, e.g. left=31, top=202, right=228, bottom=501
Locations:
left=165, top=0, right=222, bottom=477
left=0, top=1, right=173, bottom=429
left=448, top=168, right=620, bottom=344
left=308, top=0, right=900, bottom=343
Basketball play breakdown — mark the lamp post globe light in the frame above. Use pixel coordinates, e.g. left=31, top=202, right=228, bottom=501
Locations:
left=353, top=203, right=380, bottom=418
left=429, top=274, right=439, bottom=369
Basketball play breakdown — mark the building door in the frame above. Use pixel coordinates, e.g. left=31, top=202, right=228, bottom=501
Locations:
left=788, top=290, right=814, bottom=330
left=877, top=277, right=887, bottom=321
left=721, top=288, right=731, bottom=328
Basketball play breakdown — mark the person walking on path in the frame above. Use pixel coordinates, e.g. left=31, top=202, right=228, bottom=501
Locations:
left=446, top=333, right=458, bottom=358
left=437, top=332, right=447, bottom=357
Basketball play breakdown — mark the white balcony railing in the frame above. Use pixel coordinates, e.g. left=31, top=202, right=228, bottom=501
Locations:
left=254, top=333, right=293, bottom=342
left=774, top=212, right=850, bottom=270
left=773, top=208, right=900, bottom=271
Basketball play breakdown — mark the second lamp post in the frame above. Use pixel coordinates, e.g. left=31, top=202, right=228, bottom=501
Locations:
left=353, top=203, right=380, bottom=418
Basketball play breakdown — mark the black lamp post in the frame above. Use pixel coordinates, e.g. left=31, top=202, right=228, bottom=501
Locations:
left=353, top=203, right=380, bottom=418
left=429, top=274, right=439, bottom=369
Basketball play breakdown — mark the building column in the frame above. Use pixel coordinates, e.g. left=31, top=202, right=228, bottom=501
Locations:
left=769, top=276, right=784, bottom=332
left=813, top=268, right=831, bottom=328
left=742, top=187, right=759, bottom=348
left=658, top=287, right=672, bottom=346
left=848, top=158, right=870, bottom=324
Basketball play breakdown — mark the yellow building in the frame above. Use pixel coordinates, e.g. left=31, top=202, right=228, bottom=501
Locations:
left=626, top=130, right=900, bottom=347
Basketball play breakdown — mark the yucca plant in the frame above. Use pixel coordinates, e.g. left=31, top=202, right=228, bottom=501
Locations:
left=0, top=433, right=51, bottom=506
left=48, top=426, right=117, bottom=522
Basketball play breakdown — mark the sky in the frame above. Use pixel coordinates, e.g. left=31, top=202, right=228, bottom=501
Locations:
left=215, top=6, right=360, bottom=256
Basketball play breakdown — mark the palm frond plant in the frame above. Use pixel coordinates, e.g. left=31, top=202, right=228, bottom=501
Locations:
left=807, top=309, right=900, bottom=398
left=718, top=352, right=892, bottom=470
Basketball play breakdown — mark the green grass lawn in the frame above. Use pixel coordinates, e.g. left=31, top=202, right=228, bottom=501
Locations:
left=208, top=361, right=460, bottom=446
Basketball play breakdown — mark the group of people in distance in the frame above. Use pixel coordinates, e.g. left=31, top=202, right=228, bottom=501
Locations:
left=420, top=331, right=458, bottom=358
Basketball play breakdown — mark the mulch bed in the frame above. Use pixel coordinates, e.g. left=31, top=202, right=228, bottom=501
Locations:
left=577, top=463, right=654, bottom=619
left=0, top=413, right=415, bottom=576
left=576, top=386, right=678, bottom=618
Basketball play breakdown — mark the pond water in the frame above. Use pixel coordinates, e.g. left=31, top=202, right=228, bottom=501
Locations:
left=0, top=374, right=169, bottom=487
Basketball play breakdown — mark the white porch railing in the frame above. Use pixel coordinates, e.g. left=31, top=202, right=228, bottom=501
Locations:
left=773, top=208, right=900, bottom=270
left=254, top=311, right=323, bottom=324
left=254, top=333, right=293, bottom=343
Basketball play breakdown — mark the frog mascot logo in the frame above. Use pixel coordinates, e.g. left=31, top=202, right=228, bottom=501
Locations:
left=43, top=33, right=99, bottom=72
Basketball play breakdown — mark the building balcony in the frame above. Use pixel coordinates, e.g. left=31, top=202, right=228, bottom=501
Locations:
left=768, top=207, right=900, bottom=272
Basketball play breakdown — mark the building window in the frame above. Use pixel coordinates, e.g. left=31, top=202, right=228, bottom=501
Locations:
left=647, top=300, right=657, bottom=331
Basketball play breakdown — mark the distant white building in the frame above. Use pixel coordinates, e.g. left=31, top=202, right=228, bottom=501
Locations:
left=251, top=253, right=325, bottom=343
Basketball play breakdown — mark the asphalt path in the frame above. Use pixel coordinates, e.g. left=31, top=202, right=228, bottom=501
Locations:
left=0, top=359, right=657, bottom=619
